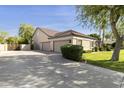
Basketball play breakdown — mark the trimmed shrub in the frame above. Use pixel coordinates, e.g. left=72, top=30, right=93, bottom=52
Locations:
left=99, top=46, right=104, bottom=51
left=106, top=46, right=111, bottom=51
left=83, top=50, right=92, bottom=53
left=105, top=44, right=112, bottom=51
left=92, top=46, right=99, bottom=52
left=98, top=44, right=112, bottom=51
left=61, top=44, right=83, bottom=61
left=111, top=42, right=116, bottom=49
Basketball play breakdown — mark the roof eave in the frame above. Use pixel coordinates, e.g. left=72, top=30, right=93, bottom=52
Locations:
left=48, top=34, right=97, bottom=40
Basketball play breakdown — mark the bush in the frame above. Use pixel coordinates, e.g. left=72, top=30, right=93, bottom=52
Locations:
left=121, top=42, right=124, bottom=49
left=61, top=44, right=83, bottom=61
left=99, top=46, right=104, bottom=51
left=83, top=50, right=92, bottom=53
left=18, top=38, right=29, bottom=44
left=105, top=44, right=112, bottom=51
left=98, top=44, right=112, bottom=51
left=106, top=47, right=111, bottom=51
left=111, top=42, right=116, bottom=49
left=92, top=46, right=99, bottom=52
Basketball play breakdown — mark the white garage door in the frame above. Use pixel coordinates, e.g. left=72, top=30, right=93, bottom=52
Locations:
left=42, top=42, right=50, bottom=51
left=54, top=40, right=70, bottom=52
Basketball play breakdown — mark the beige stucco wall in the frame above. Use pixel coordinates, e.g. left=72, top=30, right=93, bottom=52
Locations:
left=49, top=36, right=73, bottom=41
left=72, top=36, right=96, bottom=50
left=50, top=41, right=53, bottom=51
left=71, top=38, right=77, bottom=45
left=0, top=44, right=8, bottom=51
left=20, top=44, right=31, bottom=51
left=32, top=29, right=49, bottom=50
left=82, top=40, right=91, bottom=50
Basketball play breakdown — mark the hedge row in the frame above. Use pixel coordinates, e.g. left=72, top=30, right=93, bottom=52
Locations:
left=61, top=44, right=83, bottom=61
left=92, top=44, right=112, bottom=52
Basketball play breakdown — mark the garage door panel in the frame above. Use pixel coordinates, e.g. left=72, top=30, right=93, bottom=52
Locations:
left=54, top=40, right=69, bottom=52
left=42, top=42, right=50, bottom=51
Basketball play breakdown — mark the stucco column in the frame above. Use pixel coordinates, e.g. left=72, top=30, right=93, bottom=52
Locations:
left=40, top=42, right=42, bottom=50
left=50, top=41, right=53, bottom=51
left=4, top=44, right=8, bottom=51
left=82, top=40, right=84, bottom=46
left=71, top=38, right=76, bottom=45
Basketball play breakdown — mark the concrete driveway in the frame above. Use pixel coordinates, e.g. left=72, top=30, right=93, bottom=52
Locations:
left=0, top=51, right=124, bottom=88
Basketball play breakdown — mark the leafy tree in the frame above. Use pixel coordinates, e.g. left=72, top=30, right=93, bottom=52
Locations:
left=0, top=37, right=4, bottom=44
left=0, top=31, right=9, bottom=43
left=0, top=31, right=8, bottom=38
left=19, top=24, right=35, bottom=44
left=117, top=21, right=124, bottom=37
left=18, top=37, right=27, bottom=44
left=89, top=33, right=100, bottom=40
left=105, top=32, right=111, bottom=41
left=77, top=5, right=124, bottom=61
left=6, top=37, right=18, bottom=44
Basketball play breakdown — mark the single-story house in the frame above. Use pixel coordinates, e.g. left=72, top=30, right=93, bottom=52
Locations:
left=32, top=27, right=97, bottom=52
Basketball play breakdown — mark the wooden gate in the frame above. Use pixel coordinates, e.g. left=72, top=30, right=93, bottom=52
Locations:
left=8, top=44, right=20, bottom=50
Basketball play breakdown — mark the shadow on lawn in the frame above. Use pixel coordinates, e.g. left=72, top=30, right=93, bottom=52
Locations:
left=0, top=53, right=123, bottom=88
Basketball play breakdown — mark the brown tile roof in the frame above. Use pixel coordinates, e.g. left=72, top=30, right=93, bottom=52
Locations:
left=34, top=27, right=59, bottom=37
left=33, top=28, right=96, bottom=40
left=49, top=29, right=96, bottom=40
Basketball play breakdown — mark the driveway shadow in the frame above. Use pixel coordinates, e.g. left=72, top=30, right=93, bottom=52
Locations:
left=0, top=51, right=123, bottom=88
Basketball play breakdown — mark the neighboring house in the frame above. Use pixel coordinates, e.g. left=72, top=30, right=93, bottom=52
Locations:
left=32, top=27, right=97, bottom=52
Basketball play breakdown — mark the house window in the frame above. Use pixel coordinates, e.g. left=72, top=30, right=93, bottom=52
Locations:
left=69, top=40, right=71, bottom=43
left=76, top=39, right=82, bottom=45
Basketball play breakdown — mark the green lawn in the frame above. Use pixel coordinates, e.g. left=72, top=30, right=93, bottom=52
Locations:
left=83, top=50, right=124, bottom=73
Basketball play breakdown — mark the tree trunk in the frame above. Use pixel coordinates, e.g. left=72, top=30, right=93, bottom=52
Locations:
left=111, top=38, right=122, bottom=61
left=102, top=29, right=105, bottom=44
left=110, top=9, right=121, bottom=61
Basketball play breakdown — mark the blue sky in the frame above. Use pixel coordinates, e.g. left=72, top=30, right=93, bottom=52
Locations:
left=0, top=5, right=96, bottom=36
